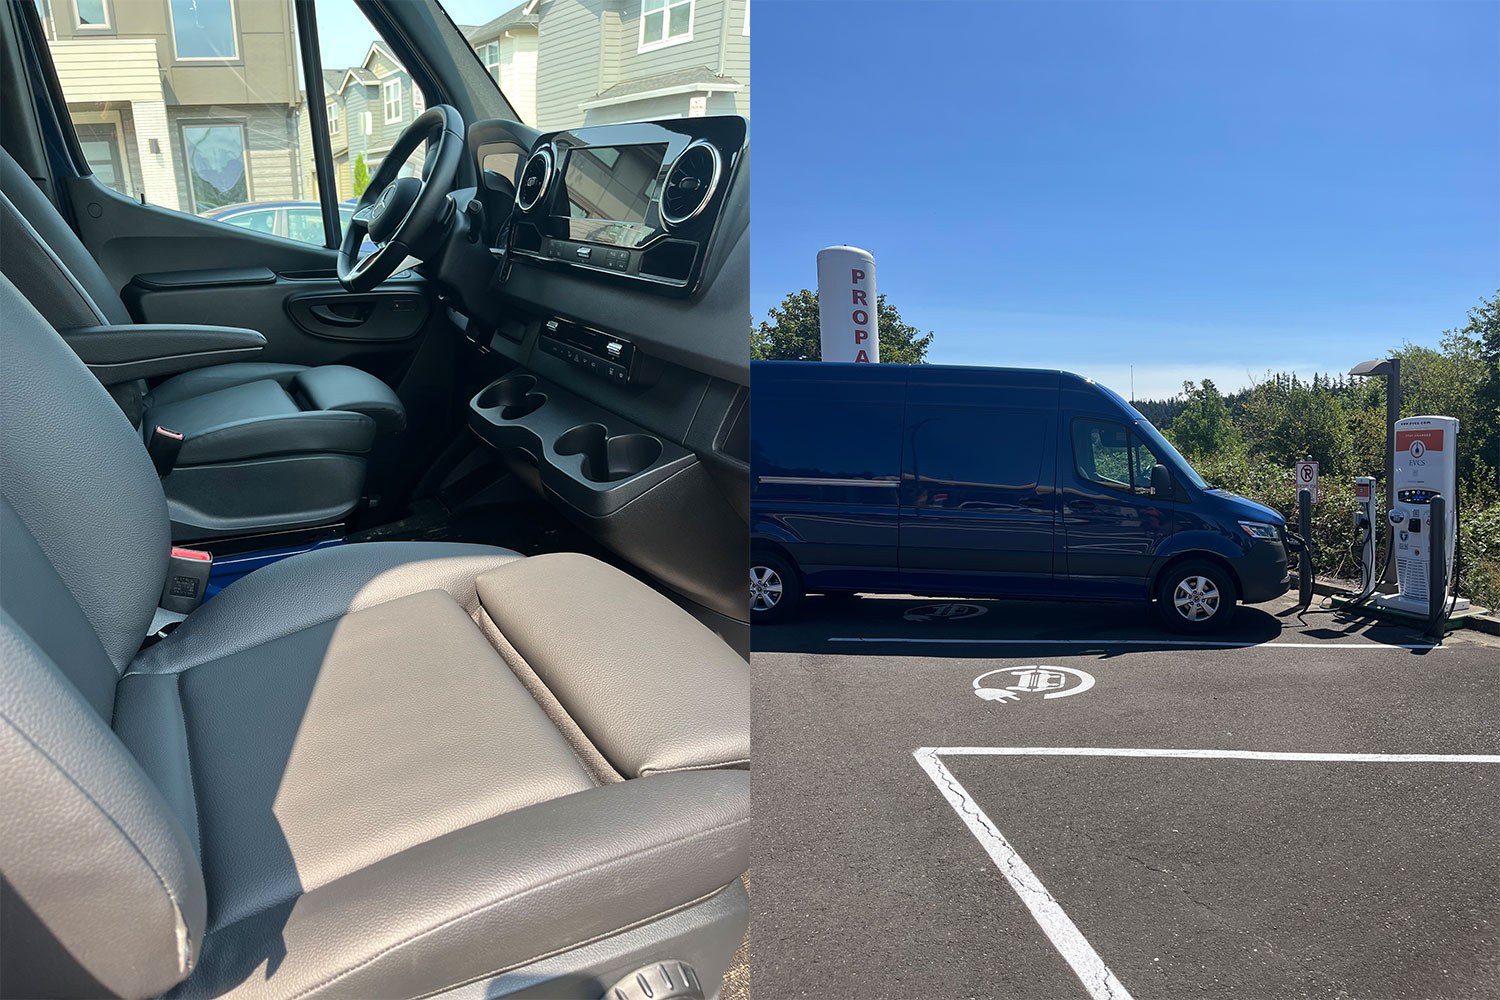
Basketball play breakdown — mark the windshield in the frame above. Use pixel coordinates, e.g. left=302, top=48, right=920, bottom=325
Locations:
left=438, top=0, right=749, bottom=129
left=1133, top=417, right=1209, bottom=492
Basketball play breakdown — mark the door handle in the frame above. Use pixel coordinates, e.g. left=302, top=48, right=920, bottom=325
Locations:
left=309, top=303, right=367, bottom=327
left=1069, top=500, right=1096, bottom=511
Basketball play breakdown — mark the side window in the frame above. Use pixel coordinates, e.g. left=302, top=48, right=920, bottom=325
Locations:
left=36, top=0, right=330, bottom=244
left=1072, top=418, right=1133, bottom=492
left=1132, top=435, right=1162, bottom=493
left=36, top=0, right=432, bottom=250
left=314, top=0, right=429, bottom=244
left=753, top=401, right=902, bottom=484
left=911, top=412, right=1049, bottom=493
left=1071, top=418, right=1160, bottom=495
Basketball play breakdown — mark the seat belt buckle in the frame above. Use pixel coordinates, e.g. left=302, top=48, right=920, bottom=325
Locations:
left=148, top=425, right=185, bottom=477
left=161, top=546, right=212, bottom=613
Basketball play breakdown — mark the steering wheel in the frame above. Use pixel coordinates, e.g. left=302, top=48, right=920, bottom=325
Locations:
left=338, top=104, right=465, bottom=292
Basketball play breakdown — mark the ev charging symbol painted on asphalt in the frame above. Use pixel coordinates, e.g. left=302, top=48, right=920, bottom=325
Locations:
left=973, top=666, right=1096, bottom=704
left=905, top=603, right=988, bottom=623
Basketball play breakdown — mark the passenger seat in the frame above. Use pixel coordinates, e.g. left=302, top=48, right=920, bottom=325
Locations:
left=0, top=273, right=750, bottom=999
left=0, top=147, right=405, bottom=539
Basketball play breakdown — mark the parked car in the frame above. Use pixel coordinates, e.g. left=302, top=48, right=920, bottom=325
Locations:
left=750, top=361, right=1291, bottom=632
left=204, top=199, right=377, bottom=253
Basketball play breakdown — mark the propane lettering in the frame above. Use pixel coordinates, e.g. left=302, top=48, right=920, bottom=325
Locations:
left=817, top=246, right=880, bottom=364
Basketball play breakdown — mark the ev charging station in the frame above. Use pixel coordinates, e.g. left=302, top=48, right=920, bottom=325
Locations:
left=1366, top=415, right=1470, bottom=618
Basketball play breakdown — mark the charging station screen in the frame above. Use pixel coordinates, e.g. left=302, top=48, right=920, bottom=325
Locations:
left=560, top=144, right=668, bottom=225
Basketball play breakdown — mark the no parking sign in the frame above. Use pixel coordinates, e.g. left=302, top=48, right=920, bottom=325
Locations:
left=1295, top=461, right=1319, bottom=502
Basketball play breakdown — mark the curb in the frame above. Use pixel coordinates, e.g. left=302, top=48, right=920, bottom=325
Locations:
left=1289, top=573, right=1500, bottom=636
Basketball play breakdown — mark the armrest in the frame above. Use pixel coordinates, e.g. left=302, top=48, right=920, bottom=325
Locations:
left=58, top=324, right=266, bottom=385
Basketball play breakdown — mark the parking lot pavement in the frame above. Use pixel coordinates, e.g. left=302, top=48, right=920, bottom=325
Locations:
left=751, top=593, right=1499, bottom=1000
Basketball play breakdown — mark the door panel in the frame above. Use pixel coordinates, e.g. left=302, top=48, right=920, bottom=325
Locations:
left=751, top=369, right=903, bottom=592
left=899, top=407, right=1058, bottom=597
left=1060, top=414, right=1175, bottom=600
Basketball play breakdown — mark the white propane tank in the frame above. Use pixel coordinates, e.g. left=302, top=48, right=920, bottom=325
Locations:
left=816, top=246, right=879, bottom=363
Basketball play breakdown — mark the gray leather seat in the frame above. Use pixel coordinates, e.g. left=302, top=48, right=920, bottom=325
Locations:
left=0, top=147, right=406, bottom=539
left=0, top=274, right=750, bottom=999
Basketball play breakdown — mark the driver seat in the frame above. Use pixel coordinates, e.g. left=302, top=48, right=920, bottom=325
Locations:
left=0, top=146, right=406, bottom=540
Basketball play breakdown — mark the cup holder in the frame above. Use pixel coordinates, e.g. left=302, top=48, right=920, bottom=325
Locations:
left=476, top=375, right=546, bottom=420
left=555, top=423, right=664, bottom=483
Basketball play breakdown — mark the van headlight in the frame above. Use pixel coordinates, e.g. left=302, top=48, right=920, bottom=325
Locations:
left=1238, top=521, right=1280, bottom=540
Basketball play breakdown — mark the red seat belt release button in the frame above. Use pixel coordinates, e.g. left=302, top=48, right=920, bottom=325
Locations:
left=161, top=547, right=213, bottom=613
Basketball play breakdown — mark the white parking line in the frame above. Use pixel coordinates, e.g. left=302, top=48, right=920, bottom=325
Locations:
left=833, top=637, right=1447, bottom=650
left=914, top=746, right=1500, bottom=1000
left=914, top=747, right=1135, bottom=1000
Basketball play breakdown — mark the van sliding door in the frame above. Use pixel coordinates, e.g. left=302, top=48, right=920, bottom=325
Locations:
left=898, top=372, right=1059, bottom=597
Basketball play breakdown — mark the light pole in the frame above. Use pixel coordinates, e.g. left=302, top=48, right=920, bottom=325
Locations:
left=1349, top=357, right=1401, bottom=587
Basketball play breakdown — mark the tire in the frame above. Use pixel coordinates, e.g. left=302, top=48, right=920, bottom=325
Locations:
left=1155, top=559, right=1238, bottom=634
left=750, top=549, right=803, bottom=623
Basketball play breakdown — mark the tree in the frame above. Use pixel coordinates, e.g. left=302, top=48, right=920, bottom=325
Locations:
left=751, top=289, right=935, bottom=363
left=1455, top=290, right=1499, bottom=495
left=1236, top=374, right=1354, bottom=477
left=352, top=154, right=371, bottom=198
left=1166, top=379, right=1240, bottom=458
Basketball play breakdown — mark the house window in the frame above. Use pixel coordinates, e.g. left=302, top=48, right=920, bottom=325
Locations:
left=327, top=102, right=339, bottom=134
left=181, top=123, right=248, bottom=213
left=480, top=41, right=500, bottom=82
left=363, top=111, right=373, bottom=135
left=640, top=0, right=692, bottom=51
left=73, top=0, right=109, bottom=29
left=383, top=78, right=402, bottom=123
left=169, top=0, right=237, bottom=60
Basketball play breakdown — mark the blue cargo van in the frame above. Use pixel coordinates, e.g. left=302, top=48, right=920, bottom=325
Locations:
left=750, top=362, right=1290, bottom=632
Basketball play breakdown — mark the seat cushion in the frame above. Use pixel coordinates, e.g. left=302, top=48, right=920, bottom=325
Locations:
left=477, top=553, right=751, bottom=777
left=145, top=380, right=378, bottom=464
left=117, top=588, right=596, bottom=932
left=292, top=365, right=407, bottom=434
left=118, top=542, right=750, bottom=1000
left=147, top=364, right=309, bottom=409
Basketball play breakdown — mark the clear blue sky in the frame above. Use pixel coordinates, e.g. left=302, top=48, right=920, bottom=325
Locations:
left=752, top=0, right=1500, bottom=399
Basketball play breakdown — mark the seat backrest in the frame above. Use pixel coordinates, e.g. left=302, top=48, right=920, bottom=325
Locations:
left=0, top=273, right=168, bottom=671
left=0, top=144, right=132, bottom=329
left=0, top=273, right=204, bottom=998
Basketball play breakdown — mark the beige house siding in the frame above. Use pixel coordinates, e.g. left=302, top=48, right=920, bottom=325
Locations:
left=498, top=31, right=539, bottom=126
left=721, top=0, right=749, bottom=117
left=617, top=0, right=724, bottom=82
left=535, top=0, right=748, bottom=131
left=535, top=0, right=608, bottom=131
left=50, top=37, right=181, bottom=208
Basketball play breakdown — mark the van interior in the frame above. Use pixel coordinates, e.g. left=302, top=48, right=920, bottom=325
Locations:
left=0, top=0, right=750, bottom=996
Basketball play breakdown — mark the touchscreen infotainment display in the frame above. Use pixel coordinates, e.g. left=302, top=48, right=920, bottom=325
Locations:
left=560, top=144, right=668, bottom=225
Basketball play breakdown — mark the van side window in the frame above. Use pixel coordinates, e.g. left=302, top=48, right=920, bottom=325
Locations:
left=1071, top=418, right=1158, bottom=495
left=911, top=412, right=1048, bottom=492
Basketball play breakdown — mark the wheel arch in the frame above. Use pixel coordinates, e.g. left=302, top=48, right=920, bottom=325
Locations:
left=1150, top=549, right=1242, bottom=603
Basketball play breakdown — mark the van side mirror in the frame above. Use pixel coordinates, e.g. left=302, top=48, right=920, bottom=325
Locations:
left=1150, top=463, right=1173, bottom=498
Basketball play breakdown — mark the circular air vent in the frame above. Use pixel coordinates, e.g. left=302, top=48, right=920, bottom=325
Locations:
left=660, top=140, right=722, bottom=227
left=515, top=148, right=554, bottom=213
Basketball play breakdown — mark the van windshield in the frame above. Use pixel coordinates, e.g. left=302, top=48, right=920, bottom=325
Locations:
left=1133, top=418, right=1209, bottom=492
